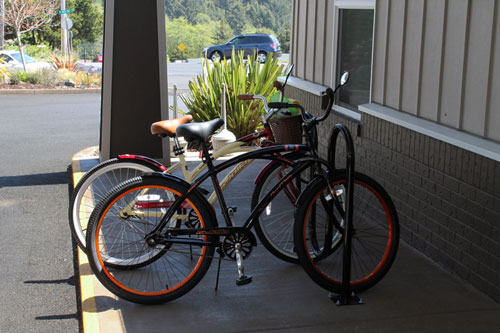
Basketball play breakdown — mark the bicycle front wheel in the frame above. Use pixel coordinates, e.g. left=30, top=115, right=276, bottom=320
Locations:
left=69, top=158, right=162, bottom=251
left=294, top=171, right=399, bottom=293
left=86, top=176, right=216, bottom=304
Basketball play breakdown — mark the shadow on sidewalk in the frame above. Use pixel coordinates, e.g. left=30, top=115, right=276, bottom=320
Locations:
left=0, top=171, right=69, bottom=188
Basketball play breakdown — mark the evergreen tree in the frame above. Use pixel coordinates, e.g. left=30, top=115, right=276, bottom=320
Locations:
left=68, top=0, right=103, bottom=45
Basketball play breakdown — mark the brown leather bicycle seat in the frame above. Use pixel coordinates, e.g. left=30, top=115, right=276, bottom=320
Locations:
left=151, top=115, right=193, bottom=137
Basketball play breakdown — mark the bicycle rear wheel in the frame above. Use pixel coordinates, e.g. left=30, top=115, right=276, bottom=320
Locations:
left=252, top=159, right=310, bottom=263
left=69, top=158, right=162, bottom=251
left=294, top=171, right=399, bottom=293
left=86, top=176, right=216, bottom=304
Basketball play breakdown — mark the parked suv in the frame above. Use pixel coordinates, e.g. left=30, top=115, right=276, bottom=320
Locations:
left=203, top=34, right=281, bottom=63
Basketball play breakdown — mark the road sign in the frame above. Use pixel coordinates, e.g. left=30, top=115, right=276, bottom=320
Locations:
left=62, top=18, right=73, bottom=30
left=177, top=43, right=187, bottom=52
left=59, top=9, right=73, bottom=14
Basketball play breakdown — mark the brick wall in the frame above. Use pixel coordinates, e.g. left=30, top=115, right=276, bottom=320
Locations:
left=286, top=86, right=500, bottom=302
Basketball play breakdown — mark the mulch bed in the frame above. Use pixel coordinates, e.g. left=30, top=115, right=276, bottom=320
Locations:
left=0, top=83, right=99, bottom=90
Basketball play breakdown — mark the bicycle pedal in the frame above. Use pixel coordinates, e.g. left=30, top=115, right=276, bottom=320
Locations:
left=236, top=275, right=253, bottom=286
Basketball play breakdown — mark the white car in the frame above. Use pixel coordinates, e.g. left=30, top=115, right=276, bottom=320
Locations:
left=0, top=50, right=52, bottom=71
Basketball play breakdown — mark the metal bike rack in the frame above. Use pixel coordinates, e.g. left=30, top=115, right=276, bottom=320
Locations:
left=328, top=124, right=364, bottom=306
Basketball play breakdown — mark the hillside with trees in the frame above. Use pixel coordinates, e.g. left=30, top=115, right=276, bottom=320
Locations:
left=165, top=0, right=291, bottom=61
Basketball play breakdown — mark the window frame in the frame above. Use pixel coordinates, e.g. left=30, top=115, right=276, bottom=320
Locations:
left=330, top=0, right=375, bottom=121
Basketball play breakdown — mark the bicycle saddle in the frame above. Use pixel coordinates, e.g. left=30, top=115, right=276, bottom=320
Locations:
left=176, top=118, right=224, bottom=142
left=151, top=115, right=193, bottom=137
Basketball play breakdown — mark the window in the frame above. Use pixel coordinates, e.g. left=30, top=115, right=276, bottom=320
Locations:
left=336, top=9, right=374, bottom=110
left=246, top=36, right=260, bottom=43
left=0, top=54, right=13, bottom=63
left=229, top=37, right=243, bottom=45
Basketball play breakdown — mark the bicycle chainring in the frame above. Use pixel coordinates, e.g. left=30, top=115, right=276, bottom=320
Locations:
left=222, top=231, right=255, bottom=260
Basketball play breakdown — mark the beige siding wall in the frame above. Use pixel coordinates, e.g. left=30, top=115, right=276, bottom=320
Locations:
left=373, top=0, right=500, bottom=142
left=291, top=0, right=500, bottom=143
left=290, top=0, right=335, bottom=86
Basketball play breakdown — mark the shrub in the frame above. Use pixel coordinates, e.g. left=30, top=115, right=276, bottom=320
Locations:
left=48, top=52, right=78, bottom=71
left=26, top=72, right=41, bottom=84
left=9, top=71, right=28, bottom=85
left=181, top=50, right=285, bottom=138
left=1, top=56, right=9, bottom=83
left=75, top=71, right=101, bottom=87
left=37, top=68, right=59, bottom=86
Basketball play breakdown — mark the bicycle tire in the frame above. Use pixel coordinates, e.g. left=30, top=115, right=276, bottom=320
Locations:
left=294, top=171, right=399, bottom=293
left=69, top=158, right=162, bottom=251
left=251, top=158, right=310, bottom=263
left=86, top=175, right=217, bottom=305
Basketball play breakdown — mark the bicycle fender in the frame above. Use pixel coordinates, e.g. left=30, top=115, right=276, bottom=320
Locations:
left=294, top=170, right=349, bottom=207
left=141, top=171, right=193, bottom=190
left=140, top=172, right=218, bottom=224
left=254, top=152, right=304, bottom=184
left=294, top=176, right=325, bottom=208
left=254, top=161, right=278, bottom=184
left=117, top=154, right=167, bottom=171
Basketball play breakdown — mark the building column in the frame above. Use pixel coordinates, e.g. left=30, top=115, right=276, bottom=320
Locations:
left=100, top=0, right=170, bottom=163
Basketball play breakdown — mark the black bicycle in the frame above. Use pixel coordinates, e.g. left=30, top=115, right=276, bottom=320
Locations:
left=85, top=72, right=399, bottom=304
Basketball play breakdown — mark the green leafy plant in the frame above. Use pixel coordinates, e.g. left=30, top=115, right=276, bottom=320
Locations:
left=75, top=71, right=101, bottom=87
left=181, top=50, right=286, bottom=138
left=9, top=70, right=28, bottom=85
left=36, top=68, right=59, bottom=86
left=26, top=72, right=41, bottom=84
left=48, top=52, right=78, bottom=71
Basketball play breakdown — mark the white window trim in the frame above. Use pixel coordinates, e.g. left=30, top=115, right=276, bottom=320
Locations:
left=277, top=76, right=327, bottom=96
left=330, top=0, right=375, bottom=123
left=359, top=103, right=500, bottom=163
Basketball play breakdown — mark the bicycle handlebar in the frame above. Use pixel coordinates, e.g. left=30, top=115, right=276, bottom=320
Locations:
left=237, top=94, right=279, bottom=122
left=237, top=70, right=348, bottom=129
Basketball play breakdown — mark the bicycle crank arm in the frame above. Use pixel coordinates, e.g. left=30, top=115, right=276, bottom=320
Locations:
left=235, top=243, right=252, bottom=286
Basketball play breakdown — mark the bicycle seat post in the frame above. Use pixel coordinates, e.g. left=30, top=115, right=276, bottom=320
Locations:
left=172, top=135, right=185, bottom=156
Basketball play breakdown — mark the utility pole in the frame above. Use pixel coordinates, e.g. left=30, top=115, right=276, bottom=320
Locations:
left=0, top=0, right=5, bottom=50
left=61, top=0, right=68, bottom=57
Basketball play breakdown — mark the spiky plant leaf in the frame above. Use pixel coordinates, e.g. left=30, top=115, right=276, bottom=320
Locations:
left=181, top=50, right=286, bottom=138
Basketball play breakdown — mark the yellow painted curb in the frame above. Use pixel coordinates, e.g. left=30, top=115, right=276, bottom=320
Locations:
left=72, top=149, right=124, bottom=333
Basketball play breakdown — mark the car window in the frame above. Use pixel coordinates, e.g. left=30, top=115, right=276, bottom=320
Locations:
left=229, top=37, right=245, bottom=45
left=0, top=54, right=13, bottom=63
left=256, top=36, right=272, bottom=44
left=245, top=36, right=260, bottom=43
left=10, top=52, right=37, bottom=63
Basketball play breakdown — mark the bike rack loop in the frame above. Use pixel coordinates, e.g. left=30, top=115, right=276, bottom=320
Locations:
left=328, top=124, right=364, bottom=306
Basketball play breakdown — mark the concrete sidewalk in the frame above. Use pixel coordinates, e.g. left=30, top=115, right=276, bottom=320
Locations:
left=71, top=147, right=500, bottom=332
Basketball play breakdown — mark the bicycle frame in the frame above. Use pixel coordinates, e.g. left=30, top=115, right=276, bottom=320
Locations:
left=138, top=143, right=337, bottom=247
left=115, top=128, right=275, bottom=219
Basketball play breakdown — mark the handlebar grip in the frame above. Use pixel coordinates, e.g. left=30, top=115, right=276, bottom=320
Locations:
left=237, top=94, right=254, bottom=100
left=273, top=81, right=283, bottom=91
left=268, top=102, right=291, bottom=109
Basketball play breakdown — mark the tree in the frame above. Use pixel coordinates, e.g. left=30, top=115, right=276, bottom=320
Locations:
left=3, top=0, right=58, bottom=71
left=67, top=0, right=103, bottom=46
left=213, top=18, right=232, bottom=45
left=166, top=16, right=214, bottom=61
